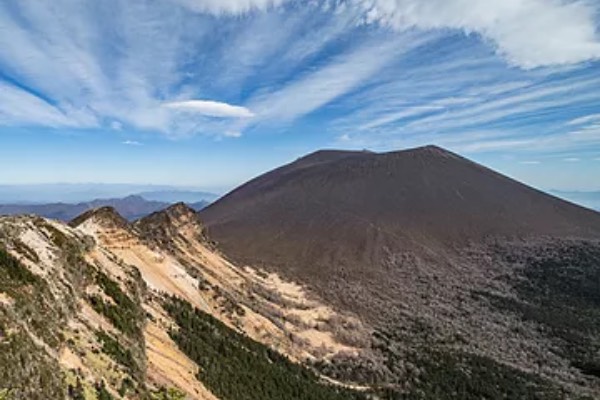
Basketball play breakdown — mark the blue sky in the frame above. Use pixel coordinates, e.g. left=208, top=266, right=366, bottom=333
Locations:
left=0, top=0, right=599, bottom=193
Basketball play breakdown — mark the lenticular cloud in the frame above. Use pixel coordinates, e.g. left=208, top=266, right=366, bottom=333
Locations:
left=163, top=100, right=255, bottom=119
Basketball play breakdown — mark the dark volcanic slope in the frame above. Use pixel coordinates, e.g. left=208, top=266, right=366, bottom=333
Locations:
left=200, top=146, right=600, bottom=276
left=199, top=146, right=600, bottom=397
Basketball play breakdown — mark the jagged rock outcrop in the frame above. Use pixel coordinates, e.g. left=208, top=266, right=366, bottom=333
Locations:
left=134, top=203, right=206, bottom=254
left=1, top=208, right=368, bottom=399
left=70, top=206, right=131, bottom=230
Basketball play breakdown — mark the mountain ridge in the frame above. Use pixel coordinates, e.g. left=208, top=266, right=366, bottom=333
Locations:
left=2, top=145, right=600, bottom=399
left=1, top=203, right=369, bottom=399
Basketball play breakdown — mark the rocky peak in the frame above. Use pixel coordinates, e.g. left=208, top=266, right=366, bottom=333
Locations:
left=164, top=202, right=198, bottom=222
left=133, top=203, right=205, bottom=252
left=136, top=203, right=198, bottom=230
left=69, top=206, right=130, bottom=230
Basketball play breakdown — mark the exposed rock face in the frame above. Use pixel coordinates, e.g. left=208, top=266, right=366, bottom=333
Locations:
left=0, top=208, right=367, bottom=399
left=134, top=203, right=206, bottom=254
left=70, top=206, right=131, bottom=230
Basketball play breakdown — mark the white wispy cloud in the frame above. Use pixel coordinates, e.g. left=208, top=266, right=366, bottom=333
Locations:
left=338, top=133, right=351, bottom=142
left=353, top=0, right=600, bottom=68
left=122, top=140, right=143, bottom=146
left=206, top=7, right=334, bottom=93
left=223, top=130, right=243, bottom=138
left=563, top=157, right=580, bottom=162
left=454, top=139, right=535, bottom=153
left=163, top=100, right=255, bottom=118
left=403, top=75, right=600, bottom=133
left=519, top=160, right=541, bottom=165
left=327, top=41, right=600, bottom=154
left=357, top=106, right=443, bottom=131
left=174, top=0, right=600, bottom=69
left=173, top=0, right=288, bottom=15
left=0, top=1, right=256, bottom=137
left=0, top=0, right=599, bottom=145
left=247, top=32, right=433, bottom=124
left=568, top=113, right=600, bottom=126
left=0, top=81, right=97, bottom=128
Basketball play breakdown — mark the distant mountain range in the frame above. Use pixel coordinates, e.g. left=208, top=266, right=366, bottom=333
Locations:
left=0, top=194, right=211, bottom=221
left=0, top=183, right=219, bottom=204
left=134, top=190, right=219, bottom=204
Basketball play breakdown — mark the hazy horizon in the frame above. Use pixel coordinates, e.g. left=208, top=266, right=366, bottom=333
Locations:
left=0, top=177, right=599, bottom=212
left=0, top=183, right=222, bottom=204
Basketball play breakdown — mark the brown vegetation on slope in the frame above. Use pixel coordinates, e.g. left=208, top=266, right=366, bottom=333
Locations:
left=199, top=145, right=600, bottom=397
